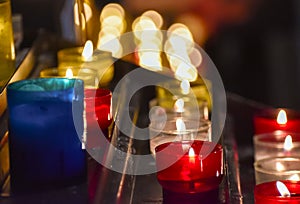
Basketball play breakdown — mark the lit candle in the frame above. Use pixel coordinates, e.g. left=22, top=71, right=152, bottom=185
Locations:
left=149, top=117, right=211, bottom=154
left=253, top=131, right=300, bottom=161
left=57, top=41, right=114, bottom=87
left=254, top=109, right=300, bottom=134
left=155, top=140, right=223, bottom=193
left=254, top=180, right=300, bottom=203
left=40, top=67, right=99, bottom=88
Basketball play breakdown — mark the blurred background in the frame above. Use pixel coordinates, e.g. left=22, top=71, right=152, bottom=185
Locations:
left=11, top=0, right=300, bottom=110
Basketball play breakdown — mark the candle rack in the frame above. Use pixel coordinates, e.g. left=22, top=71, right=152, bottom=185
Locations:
left=0, top=32, right=270, bottom=203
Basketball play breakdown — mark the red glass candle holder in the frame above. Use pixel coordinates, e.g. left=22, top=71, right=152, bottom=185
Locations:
left=253, top=108, right=300, bottom=134
left=254, top=180, right=300, bottom=204
left=155, top=140, right=223, bottom=194
left=84, top=88, right=112, bottom=148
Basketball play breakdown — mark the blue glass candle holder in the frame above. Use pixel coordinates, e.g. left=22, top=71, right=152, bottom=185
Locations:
left=7, top=78, right=87, bottom=192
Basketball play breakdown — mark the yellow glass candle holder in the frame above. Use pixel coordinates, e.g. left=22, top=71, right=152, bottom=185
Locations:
left=156, top=77, right=212, bottom=111
left=57, top=47, right=114, bottom=87
left=40, top=67, right=99, bottom=88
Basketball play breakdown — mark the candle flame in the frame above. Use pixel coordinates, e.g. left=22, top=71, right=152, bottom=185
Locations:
left=277, top=109, right=287, bottom=125
left=174, top=98, right=184, bottom=113
left=180, top=80, right=190, bottom=95
left=82, top=40, right=93, bottom=59
left=289, top=174, right=300, bottom=181
left=276, top=162, right=285, bottom=171
left=66, top=68, right=73, bottom=78
left=276, top=181, right=291, bottom=197
left=176, top=118, right=186, bottom=132
left=283, top=135, right=293, bottom=151
left=188, top=147, right=195, bottom=157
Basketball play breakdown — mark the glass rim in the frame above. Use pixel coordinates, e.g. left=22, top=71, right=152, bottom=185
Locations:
left=149, top=118, right=211, bottom=135
left=57, top=47, right=112, bottom=62
left=254, top=156, right=300, bottom=175
left=253, top=130, right=300, bottom=148
left=7, top=78, right=83, bottom=92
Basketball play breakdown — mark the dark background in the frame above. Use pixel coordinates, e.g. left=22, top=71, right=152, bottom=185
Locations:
left=11, top=0, right=300, bottom=110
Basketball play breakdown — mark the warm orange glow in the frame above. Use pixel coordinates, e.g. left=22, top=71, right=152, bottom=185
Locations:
left=277, top=109, right=287, bottom=125
left=100, top=3, right=125, bottom=22
left=74, top=2, right=93, bottom=25
left=188, top=147, right=195, bottom=157
left=283, top=135, right=293, bottom=151
left=66, top=69, right=73, bottom=78
left=188, top=147, right=196, bottom=164
left=141, top=10, right=163, bottom=29
left=82, top=40, right=93, bottom=60
left=276, top=181, right=291, bottom=197
left=138, top=53, right=162, bottom=71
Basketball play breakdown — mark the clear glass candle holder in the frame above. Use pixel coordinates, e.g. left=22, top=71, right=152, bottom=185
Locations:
left=254, top=157, right=300, bottom=184
left=253, top=131, right=300, bottom=161
left=149, top=118, right=211, bottom=155
left=40, top=67, right=99, bottom=88
left=57, top=47, right=114, bottom=87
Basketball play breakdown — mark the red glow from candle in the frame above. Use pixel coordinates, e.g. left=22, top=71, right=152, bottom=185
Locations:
left=254, top=109, right=300, bottom=134
left=84, top=88, right=112, bottom=148
left=255, top=180, right=300, bottom=204
left=155, top=141, right=223, bottom=193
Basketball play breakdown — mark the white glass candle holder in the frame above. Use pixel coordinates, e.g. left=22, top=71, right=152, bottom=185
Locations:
left=254, top=157, right=300, bottom=184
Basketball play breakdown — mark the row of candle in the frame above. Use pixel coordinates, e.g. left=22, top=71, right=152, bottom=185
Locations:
left=147, top=77, right=224, bottom=201
left=253, top=108, right=300, bottom=203
left=5, top=40, right=116, bottom=193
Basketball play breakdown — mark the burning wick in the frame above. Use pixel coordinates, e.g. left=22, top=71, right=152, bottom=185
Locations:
left=277, top=109, right=287, bottom=125
left=65, top=68, right=73, bottom=78
left=188, top=147, right=196, bottom=164
left=283, top=135, right=293, bottom=151
left=276, top=181, right=291, bottom=197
